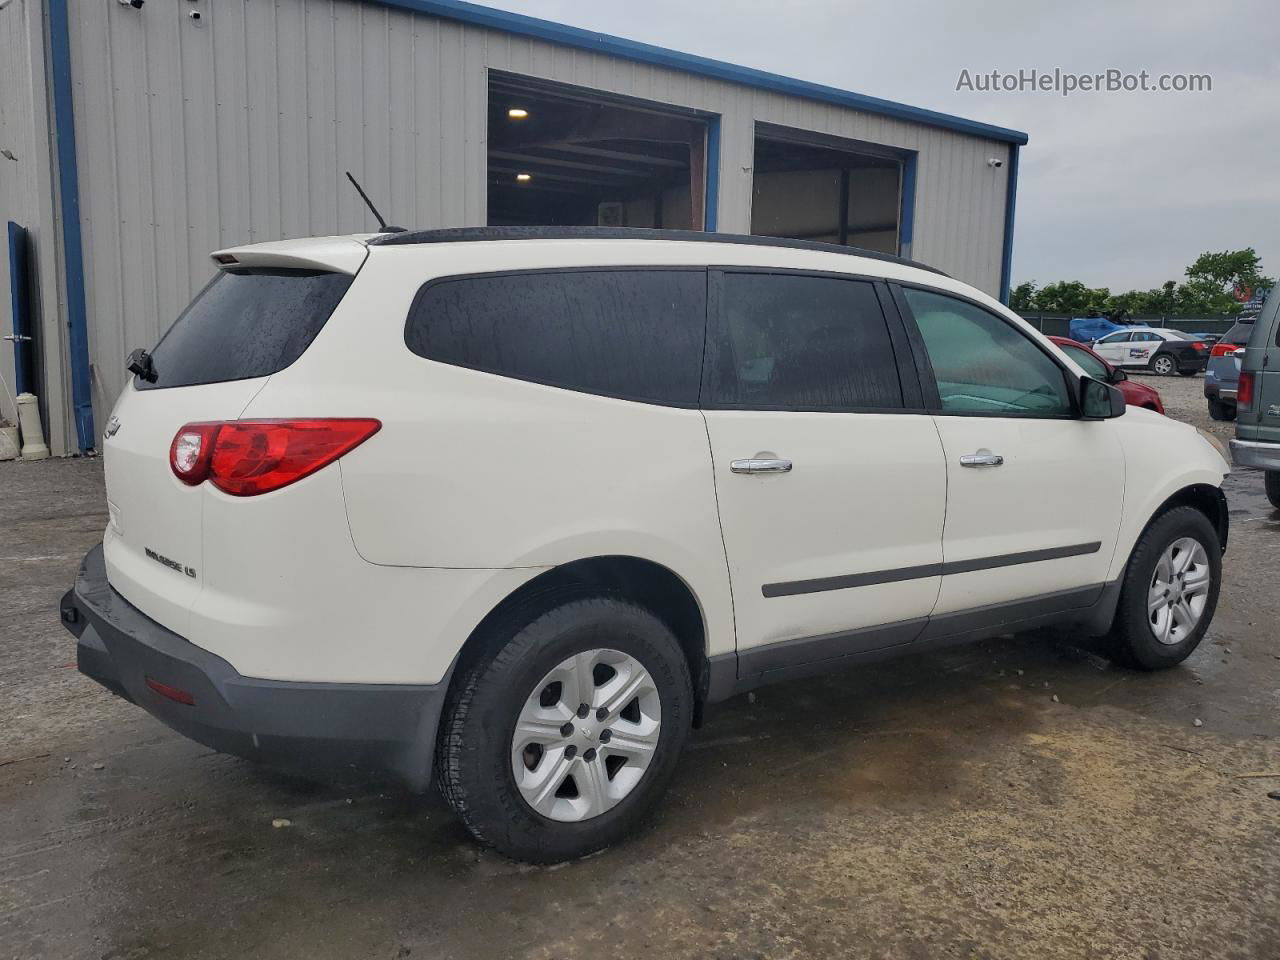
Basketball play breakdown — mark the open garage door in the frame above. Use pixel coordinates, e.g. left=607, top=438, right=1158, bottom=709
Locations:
left=751, top=128, right=904, bottom=255
left=488, top=74, right=711, bottom=230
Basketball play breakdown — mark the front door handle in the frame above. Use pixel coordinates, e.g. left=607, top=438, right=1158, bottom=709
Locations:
left=731, top=458, right=793, bottom=475
left=959, top=452, right=1004, bottom=467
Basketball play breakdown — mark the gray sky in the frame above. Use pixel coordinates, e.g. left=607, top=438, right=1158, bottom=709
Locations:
left=473, top=0, right=1279, bottom=293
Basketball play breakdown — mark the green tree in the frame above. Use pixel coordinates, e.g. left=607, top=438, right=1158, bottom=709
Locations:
left=1032, top=280, right=1111, bottom=315
left=1185, top=248, right=1274, bottom=302
left=1013, top=251, right=1269, bottom=318
left=1009, top=281, right=1038, bottom=312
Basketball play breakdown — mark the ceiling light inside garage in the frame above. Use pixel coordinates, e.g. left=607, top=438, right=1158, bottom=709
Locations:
left=508, top=107, right=529, bottom=119
left=515, top=172, right=532, bottom=182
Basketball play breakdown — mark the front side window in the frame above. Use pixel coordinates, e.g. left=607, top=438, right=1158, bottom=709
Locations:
left=405, top=270, right=706, bottom=405
left=706, top=273, right=902, bottom=410
left=1059, top=342, right=1110, bottom=381
left=1099, top=331, right=1132, bottom=344
left=902, top=288, right=1073, bottom=417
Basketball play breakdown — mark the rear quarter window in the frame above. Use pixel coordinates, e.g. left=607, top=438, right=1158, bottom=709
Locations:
left=139, top=269, right=353, bottom=390
left=405, top=269, right=706, bottom=406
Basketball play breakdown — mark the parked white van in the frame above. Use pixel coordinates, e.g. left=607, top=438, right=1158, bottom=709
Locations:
left=63, top=228, right=1229, bottom=862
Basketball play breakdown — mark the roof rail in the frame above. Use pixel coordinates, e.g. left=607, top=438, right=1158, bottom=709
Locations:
left=366, top=226, right=948, bottom=276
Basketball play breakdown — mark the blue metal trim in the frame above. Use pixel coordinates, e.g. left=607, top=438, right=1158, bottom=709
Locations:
left=898, top=152, right=917, bottom=259
left=7, top=222, right=32, bottom=395
left=373, top=0, right=1028, bottom=146
left=704, top=116, right=721, bottom=231
left=998, top=144, right=1020, bottom=305
left=48, top=0, right=95, bottom=452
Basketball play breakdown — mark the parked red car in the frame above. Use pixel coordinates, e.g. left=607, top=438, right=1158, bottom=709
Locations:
left=1048, top=336, right=1165, bottom=414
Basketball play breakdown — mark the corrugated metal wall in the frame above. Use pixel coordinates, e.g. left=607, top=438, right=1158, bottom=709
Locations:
left=62, top=0, right=1013, bottom=440
left=1, top=0, right=70, bottom=452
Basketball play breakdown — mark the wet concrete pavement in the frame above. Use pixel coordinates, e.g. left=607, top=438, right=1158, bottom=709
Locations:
left=3, top=373, right=1279, bottom=959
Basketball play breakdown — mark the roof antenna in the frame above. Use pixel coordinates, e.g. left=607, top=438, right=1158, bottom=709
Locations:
left=345, top=171, right=405, bottom=233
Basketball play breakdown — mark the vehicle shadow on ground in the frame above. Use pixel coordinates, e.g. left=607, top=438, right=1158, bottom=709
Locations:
left=71, top=625, right=1221, bottom=960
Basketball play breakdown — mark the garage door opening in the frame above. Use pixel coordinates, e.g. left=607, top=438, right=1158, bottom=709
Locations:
left=488, top=75, right=711, bottom=230
left=751, top=131, right=903, bottom=254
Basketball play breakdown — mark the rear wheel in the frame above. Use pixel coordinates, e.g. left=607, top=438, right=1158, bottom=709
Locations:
left=1207, top=398, right=1236, bottom=421
left=1150, top=353, right=1176, bottom=376
left=1108, top=506, right=1220, bottom=670
left=1266, top=471, right=1280, bottom=510
left=437, top=593, right=693, bottom=863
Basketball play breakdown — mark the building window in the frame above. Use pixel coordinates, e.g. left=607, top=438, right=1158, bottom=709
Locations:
left=751, top=129, right=903, bottom=255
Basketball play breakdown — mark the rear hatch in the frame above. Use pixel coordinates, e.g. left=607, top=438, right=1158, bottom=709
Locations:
left=100, top=248, right=361, bottom=634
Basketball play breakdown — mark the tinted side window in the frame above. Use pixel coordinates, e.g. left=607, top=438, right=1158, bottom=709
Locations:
left=1100, top=332, right=1132, bottom=343
left=139, top=269, right=353, bottom=390
left=902, top=288, right=1073, bottom=417
left=406, top=270, right=706, bottom=405
left=706, top=273, right=902, bottom=410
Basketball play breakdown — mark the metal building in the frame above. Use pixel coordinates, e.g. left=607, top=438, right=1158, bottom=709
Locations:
left=1, top=0, right=1027, bottom=456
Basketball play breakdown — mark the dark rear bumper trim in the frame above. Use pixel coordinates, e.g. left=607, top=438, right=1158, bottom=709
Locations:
left=61, top=544, right=449, bottom=791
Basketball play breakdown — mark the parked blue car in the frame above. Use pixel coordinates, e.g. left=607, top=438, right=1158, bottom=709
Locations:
left=1205, top=318, right=1256, bottom=420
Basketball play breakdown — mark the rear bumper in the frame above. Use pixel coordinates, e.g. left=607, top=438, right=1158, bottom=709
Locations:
left=1230, top=438, right=1280, bottom=472
left=61, top=544, right=448, bottom=791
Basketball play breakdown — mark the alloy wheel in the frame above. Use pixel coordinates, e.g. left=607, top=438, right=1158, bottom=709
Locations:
left=511, top=648, right=661, bottom=822
left=1147, top=536, right=1211, bottom=645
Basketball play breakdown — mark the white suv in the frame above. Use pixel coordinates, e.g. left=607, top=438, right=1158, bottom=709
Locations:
left=62, top=228, right=1230, bottom=863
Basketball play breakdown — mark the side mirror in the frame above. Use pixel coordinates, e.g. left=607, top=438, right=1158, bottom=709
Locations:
left=1110, top=368, right=1128, bottom=383
left=1081, top=376, right=1125, bottom=419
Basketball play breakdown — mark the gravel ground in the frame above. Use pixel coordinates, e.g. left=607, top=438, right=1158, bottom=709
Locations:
left=2, top=372, right=1279, bottom=960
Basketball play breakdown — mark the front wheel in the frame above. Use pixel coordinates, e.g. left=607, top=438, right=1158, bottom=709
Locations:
left=437, top=593, right=693, bottom=863
left=1266, top=471, right=1280, bottom=510
left=1108, top=506, right=1221, bottom=670
left=1150, top=353, right=1176, bottom=376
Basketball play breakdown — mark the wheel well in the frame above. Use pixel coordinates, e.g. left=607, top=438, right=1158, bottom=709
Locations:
left=1151, top=484, right=1229, bottom=554
left=451, top=556, right=709, bottom=703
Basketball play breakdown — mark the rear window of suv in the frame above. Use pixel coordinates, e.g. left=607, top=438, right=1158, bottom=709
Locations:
left=1225, top=319, right=1254, bottom=345
left=138, top=268, right=353, bottom=390
left=405, top=269, right=706, bottom=406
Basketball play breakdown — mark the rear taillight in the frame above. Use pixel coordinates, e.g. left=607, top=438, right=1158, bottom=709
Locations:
left=169, top=419, right=381, bottom=496
left=1238, top=372, right=1255, bottom=409
left=1210, top=342, right=1237, bottom=358
left=1192, top=341, right=1207, bottom=351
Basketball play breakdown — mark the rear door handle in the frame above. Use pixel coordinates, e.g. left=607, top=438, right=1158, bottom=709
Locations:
left=959, top=452, right=1004, bottom=467
left=731, top=458, right=793, bottom=475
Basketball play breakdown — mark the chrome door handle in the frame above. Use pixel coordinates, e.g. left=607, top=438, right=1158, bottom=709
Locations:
left=959, top=452, right=1004, bottom=467
left=731, top=458, right=793, bottom=475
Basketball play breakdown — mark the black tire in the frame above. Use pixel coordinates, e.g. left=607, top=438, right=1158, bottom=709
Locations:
left=1108, top=506, right=1221, bottom=670
left=1207, top=398, right=1235, bottom=421
left=437, top=592, right=693, bottom=863
left=1266, top=471, right=1280, bottom=510
left=1149, top=353, right=1176, bottom=376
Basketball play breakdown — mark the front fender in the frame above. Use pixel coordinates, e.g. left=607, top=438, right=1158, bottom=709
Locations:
left=1107, top=408, right=1230, bottom=581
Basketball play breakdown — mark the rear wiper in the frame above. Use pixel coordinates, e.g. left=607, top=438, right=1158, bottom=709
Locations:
left=126, top=347, right=158, bottom=383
